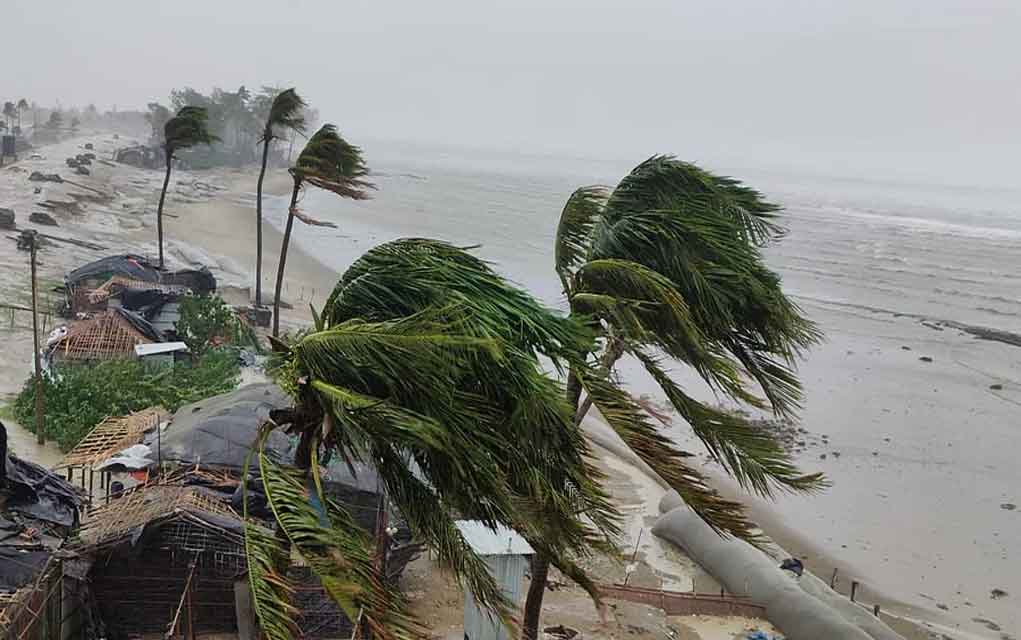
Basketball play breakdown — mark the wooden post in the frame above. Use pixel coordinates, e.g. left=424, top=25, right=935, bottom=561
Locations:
left=830, top=568, right=839, bottom=589
left=850, top=581, right=859, bottom=602
left=28, top=231, right=45, bottom=445
left=873, top=604, right=880, bottom=617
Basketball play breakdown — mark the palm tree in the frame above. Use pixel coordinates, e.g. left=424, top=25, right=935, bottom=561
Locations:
left=272, top=124, right=372, bottom=336
left=156, top=106, right=219, bottom=268
left=521, top=156, right=826, bottom=639
left=255, top=88, right=306, bottom=308
left=16, top=99, right=28, bottom=132
left=249, top=238, right=621, bottom=639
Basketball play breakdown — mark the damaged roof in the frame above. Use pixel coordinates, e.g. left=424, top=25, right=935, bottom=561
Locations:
left=66, top=254, right=216, bottom=294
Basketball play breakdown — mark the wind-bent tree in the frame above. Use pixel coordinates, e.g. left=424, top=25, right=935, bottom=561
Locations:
left=272, top=124, right=371, bottom=336
left=249, top=238, right=621, bottom=639
left=521, top=156, right=825, bottom=639
left=156, top=106, right=219, bottom=268
left=254, top=88, right=306, bottom=307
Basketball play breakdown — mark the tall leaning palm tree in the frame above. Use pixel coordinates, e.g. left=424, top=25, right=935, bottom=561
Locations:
left=521, top=156, right=826, bottom=639
left=272, top=124, right=372, bottom=336
left=255, top=88, right=306, bottom=307
left=156, top=106, right=219, bottom=268
left=249, top=238, right=621, bottom=640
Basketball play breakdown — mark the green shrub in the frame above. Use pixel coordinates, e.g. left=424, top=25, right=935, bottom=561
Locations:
left=13, top=350, right=240, bottom=451
left=176, top=295, right=260, bottom=355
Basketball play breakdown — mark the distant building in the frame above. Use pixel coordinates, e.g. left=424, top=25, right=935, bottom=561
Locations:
left=455, top=521, right=534, bottom=640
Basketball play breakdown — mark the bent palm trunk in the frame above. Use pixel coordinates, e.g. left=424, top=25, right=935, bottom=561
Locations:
left=255, top=136, right=271, bottom=306
left=272, top=179, right=302, bottom=337
left=156, top=151, right=173, bottom=269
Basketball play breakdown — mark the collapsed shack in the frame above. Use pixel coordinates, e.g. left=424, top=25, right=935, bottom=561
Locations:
left=61, top=254, right=215, bottom=318
left=65, top=384, right=421, bottom=638
left=47, top=308, right=161, bottom=367
left=0, top=449, right=84, bottom=639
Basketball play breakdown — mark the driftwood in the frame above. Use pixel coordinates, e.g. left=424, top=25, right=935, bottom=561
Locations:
left=6, top=226, right=107, bottom=250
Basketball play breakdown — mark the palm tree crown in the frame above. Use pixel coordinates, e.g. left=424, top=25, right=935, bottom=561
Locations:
left=164, top=105, right=219, bottom=156
left=253, top=239, right=621, bottom=639
left=556, top=156, right=825, bottom=538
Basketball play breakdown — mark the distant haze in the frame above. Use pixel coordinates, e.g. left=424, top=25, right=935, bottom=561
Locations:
left=9, top=0, right=1020, bottom=186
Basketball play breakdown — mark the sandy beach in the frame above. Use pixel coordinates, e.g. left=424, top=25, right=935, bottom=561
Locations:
left=1, top=132, right=1013, bottom=640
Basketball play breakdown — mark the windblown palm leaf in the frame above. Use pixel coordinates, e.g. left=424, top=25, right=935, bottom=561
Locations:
left=554, top=156, right=825, bottom=539
left=291, top=124, right=373, bottom=199
left=260, top=239, right=622, bottom=634
left=164, top=106, right=219, bottom=155
left=254, top=426, right=425, bottom=640
left=262, top=88, right=307, bottom=142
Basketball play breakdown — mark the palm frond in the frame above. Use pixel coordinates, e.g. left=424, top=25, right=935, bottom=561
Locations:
left=632, top=349, right=826, bottom=497
left=573, top=363, right=762, bottom=542
left=263, top=88, right=307, bottom=142
left=555, top=186, right=608, bottom=293
left=242, top=431, right=299, bottom=640
left=292, top=124, right=374, bottom=199
left=256, top=431, right=426, bottom=640
left=604, top=155, right=784, bottom=246
left=164, top=106, right=220, bottom=155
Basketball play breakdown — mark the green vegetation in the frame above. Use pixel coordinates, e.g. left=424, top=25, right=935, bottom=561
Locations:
left=13, top=350, right=239, bottom=451
left=176, top=295, right=259, bottom=354
left=521, top=157, right=825, bottom=637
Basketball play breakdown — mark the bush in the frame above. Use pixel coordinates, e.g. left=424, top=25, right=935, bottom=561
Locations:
left=177, top=295, right=259, bottom=354
left=13, top=350, right=240, bottom=451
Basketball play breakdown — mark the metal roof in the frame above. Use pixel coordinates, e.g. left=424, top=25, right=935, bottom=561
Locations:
left=455, top=521, right=534, bottom=556
left=135, top=341, right=189, bottom=356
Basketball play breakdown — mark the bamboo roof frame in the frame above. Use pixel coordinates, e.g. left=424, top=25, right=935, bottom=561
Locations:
left=55, top=407, right=168, bottom=469
left=52, top=310, right=153, bottom=361
left=76, top=484, right=239, bottom=550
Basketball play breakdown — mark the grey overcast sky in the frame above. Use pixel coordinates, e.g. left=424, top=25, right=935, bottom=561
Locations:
left=7, top=0, right=1020, bottom=185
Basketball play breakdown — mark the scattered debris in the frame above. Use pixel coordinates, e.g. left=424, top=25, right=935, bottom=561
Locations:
left=991, top=588, right=1008, bottom=599
left=937, top=603, right=948, bottom=611
left=29, top=211, right=58, bottom=226
left=990, top=383, right=1004, bottom=391
left=919, top=356, right=933, bottom=363
left=0, top=207, right=13, bottom=229
left=84, top=143, right=94, bottom=150
left=779, top=557, right=804, bottom=577
left=543, top=625, right=580, bottom=640
left=75, top=165, right=90, bottom=176
left=1000, top=503, right=1016, bottom=511
left=28, top=171, right=63, bottom=183
left=901, top=345, right=911, bottom=351
left=973, top=617, right=1001, bottom=631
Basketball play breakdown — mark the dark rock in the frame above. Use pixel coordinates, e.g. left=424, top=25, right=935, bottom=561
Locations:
left=819, top=454, right=827, bottom=460
left=937, top=603, right=949, bottom=610
left=75, top=165, right=90, bottom=176
left=29, top=211, right=57, bottom=226
left=919, top=356, right=933, bottom=363
left=0, top=207, right=14, bottom=229
left=901, top=345, right=912, bottom=350
left=832, top=451, right=841, bottom=458
left=990, top=588, right=1008, bottom=599
left=1000, top=503, right=1016, bottom=511
left=990, top=383, right=1004, bottom=391
left=84, top=143, right=94, bottom=150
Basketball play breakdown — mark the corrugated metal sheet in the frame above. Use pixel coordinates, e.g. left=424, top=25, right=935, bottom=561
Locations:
left=464, top=555, right=530, bottom=640
left=455, top=521, right=534, bottom=556
left=456, top=521, right=533, bottom=640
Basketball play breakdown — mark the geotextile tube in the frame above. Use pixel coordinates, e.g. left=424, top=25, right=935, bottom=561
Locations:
left=654, top=492, right=904, bottom=640
left=580, top=414, right=903, bottom=640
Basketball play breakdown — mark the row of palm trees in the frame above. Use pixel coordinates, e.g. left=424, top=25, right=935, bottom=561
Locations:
left=150, top=92, right=824, bottom=640
left=1, top=99, right=30, bottom=132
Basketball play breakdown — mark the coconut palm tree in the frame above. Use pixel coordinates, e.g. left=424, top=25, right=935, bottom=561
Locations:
left=254, top=88, right=306, bottom=308
left=521, top=156, right=826, bottom=639
left=248, top=238, right=621, bottom=639
left=272, top=124, right=372, bottom=336
left=156, top=106, right=219, bottom=268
